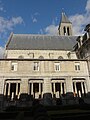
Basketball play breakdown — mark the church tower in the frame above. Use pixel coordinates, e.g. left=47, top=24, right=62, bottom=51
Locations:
left=58, top=12, right=73, bottom=36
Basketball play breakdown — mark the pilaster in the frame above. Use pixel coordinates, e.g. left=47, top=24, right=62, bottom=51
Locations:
left=86, top=77, right=90, bottom=92
left=0, top=78, right=5, bottom=95
left=43, top=78, right=52, bottom=94
left=66, top=76, right=73, bottom=93
left=20, top=78, right=28, bottom=94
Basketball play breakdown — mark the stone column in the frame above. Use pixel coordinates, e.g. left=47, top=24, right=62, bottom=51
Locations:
left=4, top=83, right=7, bottom=96
left=84, top=82, right=88, bottom=93
left=16, top=83, right=18, bottom=96
left=39, top=83, right=41, bottom=95
left=53, top=83, right=55, bottom=94
left=74, top=82, right=77, bottom=95
left=8, top=83, right=10, bottom=96
left=11, top=92, right=14, bottom=100
left=39, top=83, right=42, bottom=98
left=64, top=83, right=66, bottom=94
left=81, top=82, right=84, bottom=94
left=28, top=83, right=30, bottom=95
left=31, top=82, right=33, bottom=95
left=41, top=83, right=43, bottom=98
left=79, top=90, right=81, bottom=97
left=61, top=83, right=63, bottom=94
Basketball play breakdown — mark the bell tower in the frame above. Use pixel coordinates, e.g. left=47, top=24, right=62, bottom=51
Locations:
left=58, top=12, right=73, bottom=36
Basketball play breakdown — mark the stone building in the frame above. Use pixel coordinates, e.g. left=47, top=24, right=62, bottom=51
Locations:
left=0, top=13, right=90, bottom=103
left=58, top=12, right=72, bottom=36
left=74, top=24, right=90, bottom=74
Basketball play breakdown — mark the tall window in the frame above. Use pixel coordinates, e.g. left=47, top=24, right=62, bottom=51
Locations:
left=75, top=62, right=80, bottom=71
left=63, top=26, right=66, bottom=35
left=67, top=27, right=70, bottom=35
left=54, top=62, right=60, bottom=71
left=11, top=63, right=18, bottom=71
left=33, top=62, right=39, bottom=71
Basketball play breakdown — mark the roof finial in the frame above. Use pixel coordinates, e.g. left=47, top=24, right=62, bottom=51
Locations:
left=62, top=8, right=65, bottom=14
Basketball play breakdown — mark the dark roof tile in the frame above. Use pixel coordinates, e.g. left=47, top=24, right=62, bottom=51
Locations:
left=6, top=34, right=77, bottom=51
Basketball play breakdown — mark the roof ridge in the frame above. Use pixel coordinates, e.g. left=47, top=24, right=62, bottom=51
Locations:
left=13, top=33, right=76, bottom=37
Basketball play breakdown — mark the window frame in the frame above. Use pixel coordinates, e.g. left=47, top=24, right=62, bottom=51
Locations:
left=33, top=62, right=39, bottom=71
left=74, top=62, right=80, bottom=71
left=54, top=62, right=60, bottom=71
left=11, top=63, right=18, bottom=71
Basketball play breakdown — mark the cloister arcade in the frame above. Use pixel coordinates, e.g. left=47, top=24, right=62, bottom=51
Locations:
left=28, top=79, right=43, bottom=99
left=72, top=78, right=88, bottom=97
left=51, top=79, right=66, bottom=98
left=3, top=78, right=88, bottom=100
left=4, top=79, right=20, bottom=100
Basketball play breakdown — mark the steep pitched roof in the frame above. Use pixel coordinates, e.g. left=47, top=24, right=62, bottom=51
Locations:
left=61, top=12, right=71, bottom=23
left=6, top=34, right=77, bottom=51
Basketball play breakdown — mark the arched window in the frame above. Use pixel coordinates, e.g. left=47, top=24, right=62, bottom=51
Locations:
left=18, top=55, right=24, bottom=59
left=63, top=26, right=66, bottom=35
left=67, top=27, right=70, bottom=35
left=58, top=56, right=63, bottom=60
left=39, top=56, right=44, bottom=59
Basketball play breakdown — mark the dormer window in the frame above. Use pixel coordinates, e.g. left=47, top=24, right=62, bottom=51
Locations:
left=58, top=56, right=63, bottom=60
left=39, top=56, right=44, bottom=59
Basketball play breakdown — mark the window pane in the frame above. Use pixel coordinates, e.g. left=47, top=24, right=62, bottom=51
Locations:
left=34, top=62, right=39, bottom=71
left=75, top=62, right=80, bottom=71
left=78, top=65, right=80, bottom=70
left=55, top=63, right=60, bottom=71
left=11, top=63, right=17, bottom=71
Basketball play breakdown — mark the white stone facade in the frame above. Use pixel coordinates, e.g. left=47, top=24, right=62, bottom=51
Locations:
left=0, top=14, right=90, bottom=105
left=0, top=59, right=90, bottom=100
left=5, top=50, right=77, bottom=59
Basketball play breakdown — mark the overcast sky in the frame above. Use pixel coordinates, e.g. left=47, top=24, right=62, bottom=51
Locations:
left=0, top=0, right=90, bottom=58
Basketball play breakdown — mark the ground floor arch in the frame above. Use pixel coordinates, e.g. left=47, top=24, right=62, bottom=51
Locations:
left=28, top=79, right=43, bottom=99
left=4, top=79, right=21, bottom=100
left=72, top=78, right=88, bottom=97
left=51, top=79, right=66, bottom=98
left=3, top=77, right=89, bottom=101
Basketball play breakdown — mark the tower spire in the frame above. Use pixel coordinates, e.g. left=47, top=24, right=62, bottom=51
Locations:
left=61, top=12, right=71, bottom=23
left=58, top=12, right=73, bottom=36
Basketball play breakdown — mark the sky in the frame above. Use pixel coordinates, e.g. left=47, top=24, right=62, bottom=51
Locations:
left=0, top=0, right=90, bottom=58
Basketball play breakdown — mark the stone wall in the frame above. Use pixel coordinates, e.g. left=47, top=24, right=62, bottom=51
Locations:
left=5, top=50, right=77, bottom=59
left=0, top=59, right=90, bottom=96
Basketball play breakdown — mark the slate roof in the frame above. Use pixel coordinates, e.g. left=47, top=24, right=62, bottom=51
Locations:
left=6, top=34, right=77, bottom=51
left=61, top=12, right=71, bottom=23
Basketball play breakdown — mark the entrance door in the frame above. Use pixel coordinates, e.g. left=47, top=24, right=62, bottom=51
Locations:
left=33, top=83, right=39, bottom=99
